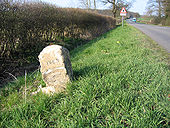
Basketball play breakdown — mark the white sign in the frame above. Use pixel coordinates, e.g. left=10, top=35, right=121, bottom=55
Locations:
left=120, top=7, right=127, bottom=16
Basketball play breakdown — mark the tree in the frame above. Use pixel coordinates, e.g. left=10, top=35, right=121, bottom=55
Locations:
left=79, top=0, right=97, bottom=9
left=146, top=0, right=164, bottom=18
left=163, top=0, right=170, bottom=18
left=163, top=0, right=170, bottom=25
left=101, top=0, right=134, bottom=18
left=146, top=0, right=170, bottom=25
left=146, top=0, right=169, bottom=24
left=94, top=0, right=96, bottom=10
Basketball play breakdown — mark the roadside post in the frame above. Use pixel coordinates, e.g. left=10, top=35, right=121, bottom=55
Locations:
left=120, top=7, right=127, bottom=27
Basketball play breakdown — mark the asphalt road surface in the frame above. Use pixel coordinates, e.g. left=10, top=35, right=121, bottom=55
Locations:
left=127, top=19, right=170, bottom=53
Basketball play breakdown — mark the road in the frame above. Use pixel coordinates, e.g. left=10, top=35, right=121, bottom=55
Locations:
left=127, top=20, right=170, bottom=53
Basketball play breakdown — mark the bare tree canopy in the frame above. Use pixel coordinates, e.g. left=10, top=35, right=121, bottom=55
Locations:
left=145, top=0, right=170, bottom=25
left=146, top=0, right=164, bottom=18
left=101, top=0, right=134, bottom=18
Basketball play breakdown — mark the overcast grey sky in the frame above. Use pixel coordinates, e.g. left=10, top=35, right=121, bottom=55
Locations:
left=41, top=0, right=148, bottom=15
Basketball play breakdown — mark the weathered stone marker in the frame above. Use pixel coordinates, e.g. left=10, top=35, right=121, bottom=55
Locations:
left=38, top=45, right=73, bottom=94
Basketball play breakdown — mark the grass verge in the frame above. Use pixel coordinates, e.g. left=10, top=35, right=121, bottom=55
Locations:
left=0, top=24, right=169, bottom=127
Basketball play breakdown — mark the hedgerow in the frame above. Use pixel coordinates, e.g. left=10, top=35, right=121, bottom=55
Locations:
left=0, top=1, right=116, bottom=81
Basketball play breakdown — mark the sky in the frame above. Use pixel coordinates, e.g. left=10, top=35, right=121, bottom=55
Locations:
left=41, top=0, right=148, bottom=15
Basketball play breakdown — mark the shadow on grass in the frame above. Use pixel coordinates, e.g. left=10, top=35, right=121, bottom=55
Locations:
left=72, top=64, right=108, bottom=81
left=73, top=66, right=95, bottom=80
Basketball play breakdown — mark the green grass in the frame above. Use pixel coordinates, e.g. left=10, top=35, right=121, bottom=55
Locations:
left=137, top=17, right=170, bottom=27
left=138, top=17, right=152, bottom=21
left=0, top=24, right=169, bottom=127
left=137, top=17, right=152, bottom=25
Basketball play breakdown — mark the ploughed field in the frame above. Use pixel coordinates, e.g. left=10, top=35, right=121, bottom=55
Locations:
left=0, top=24, right=169, bottom=127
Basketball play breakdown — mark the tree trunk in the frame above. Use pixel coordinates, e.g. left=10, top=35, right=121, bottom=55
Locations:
left=88, top=0, right=91, bottom=9
left=94, top=0, right=96, bottom=10
left=112, top=0, right=116, bottom=18
left=158, top=0, right=162, bottom=19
